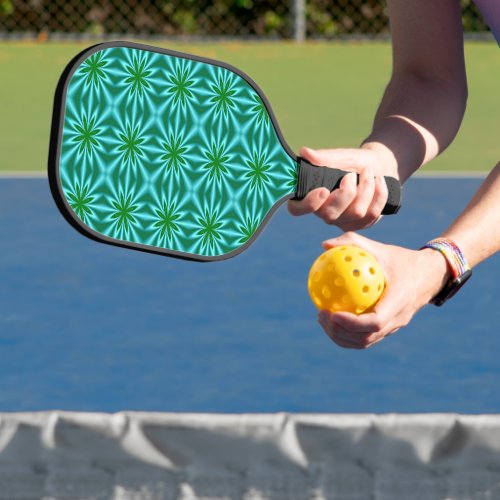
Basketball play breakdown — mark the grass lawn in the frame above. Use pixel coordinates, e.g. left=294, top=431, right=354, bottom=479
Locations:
left=0, top=40, right=497, bottom=172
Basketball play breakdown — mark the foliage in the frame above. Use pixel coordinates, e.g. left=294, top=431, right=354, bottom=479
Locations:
left=0, top=0, right=490, bottom=37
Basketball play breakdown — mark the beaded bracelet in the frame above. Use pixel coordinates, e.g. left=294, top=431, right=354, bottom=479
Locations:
left=421, top=238, right=470, bottom=278
left=420, top=238, right=472, bottom=306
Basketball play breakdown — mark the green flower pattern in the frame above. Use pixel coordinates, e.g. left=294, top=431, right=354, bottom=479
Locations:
left=210, top=74, right=236, bottom=115
left=80, top=52, right=107, bottom=88
left=250, top=94, right=269, bottom=125
left=153, top=200, right=181, bottom=241
left=109, top=192, right=139, bottom=235
left=73, top=115, right=100, bottom=155
left=203, top=143, right=229, bottom=182
left=236, top=216, right=261, bottom=245
left=196, top=209, right=223, bottom=253
left=59, top=45, right=297, bottom=258
left=161, top=133, right=188, bottom=173
left=117, top=124, right=144, bottom=164
left=124, top=55, right=152, bottom=95
left=245, top=151, right=271, bottom=191
left=66, top=182, right=95, bottom=223
left=167, top=66, right=195, bottom=106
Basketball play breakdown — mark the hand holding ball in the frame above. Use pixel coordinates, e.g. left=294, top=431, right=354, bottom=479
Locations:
left=308, top=245, right=385, bottom=314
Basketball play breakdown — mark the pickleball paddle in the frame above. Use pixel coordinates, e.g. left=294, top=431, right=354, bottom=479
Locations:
left=48, top=41, right=401, bottom=261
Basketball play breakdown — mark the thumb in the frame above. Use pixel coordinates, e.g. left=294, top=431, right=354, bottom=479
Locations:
left=322, top=231, right=368, bottom=250
left=299, top=147, right=365, bottom=170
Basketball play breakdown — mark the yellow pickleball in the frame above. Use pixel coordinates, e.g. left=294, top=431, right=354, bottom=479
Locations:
left=308, top=245, right=385, bottom=314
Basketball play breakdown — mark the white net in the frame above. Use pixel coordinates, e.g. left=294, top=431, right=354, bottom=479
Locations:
left=0, top=412, right=500, bottom=499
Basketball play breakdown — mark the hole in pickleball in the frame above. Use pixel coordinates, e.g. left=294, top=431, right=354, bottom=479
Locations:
left=313, top=271, right=321, bottom=282
left=334, top=277, right=344, bottom=287
left=322, top=286, right=332, bottom=298
left=344, top=256, right=352, bottom=262
left=356, top=306, right=366, bottom=314
left=362, top=285, right=369, bottom=293
left=327, top=264, right=335, bottom=272
left=359, top=251, right=366, bottom=257
left=342, top=295, right=351, bottom=304
left=313, top=294, right=322, bottom=307
left=333, top=303, right=341, bottom=311
left=378, top=284, right=382, bottom=291
left=369, top=267, right=375, bottom=275
left=352, top=269, right=360, bottom=277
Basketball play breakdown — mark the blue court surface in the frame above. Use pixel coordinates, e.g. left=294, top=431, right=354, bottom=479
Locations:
left=0, top=176, right=498, bottom=413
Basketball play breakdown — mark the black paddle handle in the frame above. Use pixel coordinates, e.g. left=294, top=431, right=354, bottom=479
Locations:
left=293, top=157, right=402, bottom=215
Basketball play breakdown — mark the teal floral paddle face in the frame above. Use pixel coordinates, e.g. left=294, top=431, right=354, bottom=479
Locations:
left=49, top=41, right=401, bottom=261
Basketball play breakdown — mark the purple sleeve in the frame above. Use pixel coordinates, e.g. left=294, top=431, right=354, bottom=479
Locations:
left=473, top=0, right=500, bottom=45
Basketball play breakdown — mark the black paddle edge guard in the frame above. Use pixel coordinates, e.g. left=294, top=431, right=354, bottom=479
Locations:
left=293, top=158, right=402, bottom=215
left=47, top=41, right=296, bottom=262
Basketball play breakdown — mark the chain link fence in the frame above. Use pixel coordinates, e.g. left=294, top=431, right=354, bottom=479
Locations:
left=0, top=0, right=491, bottom=40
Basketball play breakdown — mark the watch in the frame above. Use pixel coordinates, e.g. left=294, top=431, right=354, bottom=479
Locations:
left=421, top=238, right=472, bottom=306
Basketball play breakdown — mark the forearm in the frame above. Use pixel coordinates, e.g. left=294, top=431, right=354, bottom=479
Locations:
left=361, top=0, right=467, bottom=183
left=362, top=73, right=467, bottom=183
left=441, top=162, right=500, bottom=267
left=418, top=162, right=500, bottom=303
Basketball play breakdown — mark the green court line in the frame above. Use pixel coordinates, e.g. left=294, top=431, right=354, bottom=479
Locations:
left=414, top=171, right=487, bottom=178
left=0, top=41, right=497, bottom=173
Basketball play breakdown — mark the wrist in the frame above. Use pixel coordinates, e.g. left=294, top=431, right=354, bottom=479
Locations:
left=417, top=248, right=453, bottom=303
left=420, top=238, right=472, bottom=306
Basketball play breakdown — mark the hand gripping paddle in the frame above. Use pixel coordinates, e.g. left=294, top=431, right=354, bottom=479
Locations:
left=49, top=41, right=401, bottom=261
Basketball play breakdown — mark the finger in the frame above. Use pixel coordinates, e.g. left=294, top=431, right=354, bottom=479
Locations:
left=365, top=336, right=386, bottom=348
left=329, top=326, right=380, bottom=349
left=342, top=164, right=376, bottom=221
left=363, top=174, right=389, bottom=224
left=330, top=311, right=385, bottom=335
left=322, top=231, right=369, bottom=251
left=330, top=323, right=371, bottom=348
left=288, top=188, right=330, bottom=216
left=332, top=294, right=401, bottom=339
left=361, top=328, right=399, bottom=348
left=319, top=311, right=370, bottom=348
left=315, top=172, right=357, bottom=224
left=330, top=317, right=390, bottom=349
left=321, top=324, right=365, bottom=349
left=385, top=328, right=400, bottom=337
left=321, top=232, right=388, bottom=269
left=319, top=310, right=391, bottom=349
left=322, top=171, right=390, bottom=231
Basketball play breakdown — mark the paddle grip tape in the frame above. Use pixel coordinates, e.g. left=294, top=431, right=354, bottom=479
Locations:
left=293, top=158, right=402, bottom=215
